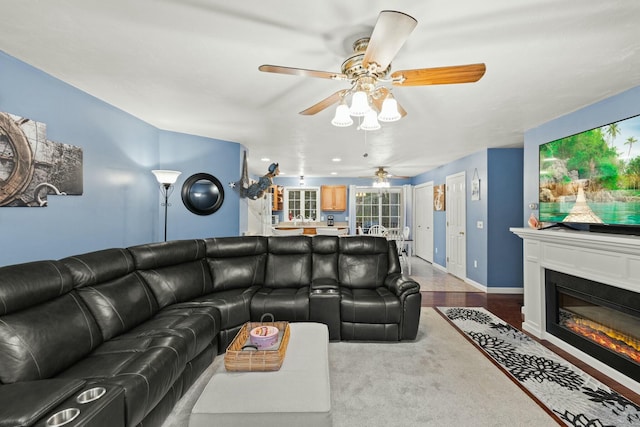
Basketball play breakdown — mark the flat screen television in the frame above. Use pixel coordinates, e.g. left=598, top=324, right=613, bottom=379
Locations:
left=538, top=113, right=640, bottom=235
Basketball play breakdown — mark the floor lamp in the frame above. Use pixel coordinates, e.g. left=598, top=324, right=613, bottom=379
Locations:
left=151, top=170, right=182, bottom=242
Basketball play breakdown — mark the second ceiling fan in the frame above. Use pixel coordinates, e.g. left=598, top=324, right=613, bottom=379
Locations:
left=363, top=167, right=410, bottom=187
left=259, top=10, right=486, bottom=126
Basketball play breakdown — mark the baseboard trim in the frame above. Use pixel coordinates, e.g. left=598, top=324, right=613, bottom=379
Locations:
left=464, top=278, right=524, bottom=294
left=464, top=278, right=486, bottom=292
left=487, top=286, right=524, bottom=294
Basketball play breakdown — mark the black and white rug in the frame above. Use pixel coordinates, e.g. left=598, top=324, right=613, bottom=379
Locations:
left=439, top=307, right=640, bottom=427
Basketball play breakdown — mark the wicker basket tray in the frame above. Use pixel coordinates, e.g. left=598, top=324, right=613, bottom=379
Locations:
left=224, top=320, right=290, bottom=371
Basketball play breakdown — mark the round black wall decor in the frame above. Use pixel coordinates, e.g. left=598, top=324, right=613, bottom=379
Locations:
left=181, top=173, right=224, bottom=215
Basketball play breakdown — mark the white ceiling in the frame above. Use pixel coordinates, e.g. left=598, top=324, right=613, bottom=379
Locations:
left=1, top=1, right=640, bottom=179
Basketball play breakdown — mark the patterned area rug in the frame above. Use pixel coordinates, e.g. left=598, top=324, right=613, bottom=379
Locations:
left=439, top=307, right=640, bottom=426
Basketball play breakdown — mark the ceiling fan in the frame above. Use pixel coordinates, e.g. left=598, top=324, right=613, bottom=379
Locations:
left=367, top=166, right=410, bottom=187
left=259, top=10, right=486, bottom=124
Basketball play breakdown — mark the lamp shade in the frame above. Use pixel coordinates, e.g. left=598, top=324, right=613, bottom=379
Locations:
left=349, top=91, right=370, bottom=117
left=152, top=170, right=182, bottom=185
left=377, top=95, right=401, bottom=122
left=331, top=103, right=354, bottom=127
left=360, top=109, right=381, bottom=131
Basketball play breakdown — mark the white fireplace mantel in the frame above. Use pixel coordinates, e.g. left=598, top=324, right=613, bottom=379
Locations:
left=511, top=227, right=640, bottom=393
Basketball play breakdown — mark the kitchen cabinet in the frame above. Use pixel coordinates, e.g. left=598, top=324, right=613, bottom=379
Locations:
left=270, top=185, right=283, bottom=211
left=321, top=185, right=347, bottom=211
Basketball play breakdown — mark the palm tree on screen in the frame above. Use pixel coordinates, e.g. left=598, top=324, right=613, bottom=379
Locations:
left=605, top=123, right=620, bottom=148
left=625, top=136, right=638, bottom=159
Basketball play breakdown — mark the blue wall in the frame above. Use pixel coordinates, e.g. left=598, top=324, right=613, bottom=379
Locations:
left=158, top=131, right=241, bottom=240
left=412, top=148, right=524, bottom=289
left=523, top=86, right=640, bottom=225
left=413, top=150, right=488, bottom=272
left=0, top=51, right=241, bottom=266
left=487, top=149, right=523, bottom=287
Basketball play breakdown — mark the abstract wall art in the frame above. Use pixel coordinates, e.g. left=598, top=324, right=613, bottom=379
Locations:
left=0, top=111, right=83, bottom=207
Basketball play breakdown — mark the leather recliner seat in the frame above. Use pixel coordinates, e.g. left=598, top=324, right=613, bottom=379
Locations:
left=0, top=235, right=421, bottom=427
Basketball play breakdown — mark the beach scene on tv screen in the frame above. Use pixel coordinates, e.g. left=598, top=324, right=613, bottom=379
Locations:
left=539, top=114, right=640, bottom=225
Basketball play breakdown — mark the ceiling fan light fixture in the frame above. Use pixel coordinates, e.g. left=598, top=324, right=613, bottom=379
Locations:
left=360, top=109, right=381, bottom=131
left=377, top=94, right=401, bottom=122
left=260, top=9, right=487, bottom=140
left=372, top=179, right=390, bottom=188
left=331, top=102, right=354, bottom=127
left=349, top=90, right=370, bottom=117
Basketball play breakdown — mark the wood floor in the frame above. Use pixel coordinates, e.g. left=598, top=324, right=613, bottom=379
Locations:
left=420, top=289, right=640, bottom=406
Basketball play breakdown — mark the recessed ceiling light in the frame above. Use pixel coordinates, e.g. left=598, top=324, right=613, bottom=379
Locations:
left=331, top=172, right=337, bottom=175
left=332, top=158, right=341, bottom=162
left=260, top=157, right=270, bottom=162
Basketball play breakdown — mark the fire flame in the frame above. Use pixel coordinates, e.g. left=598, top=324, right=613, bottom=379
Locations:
left=563, top=316, right=640, bottom=363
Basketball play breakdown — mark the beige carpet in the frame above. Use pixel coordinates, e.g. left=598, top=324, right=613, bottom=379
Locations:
left=161, top=309, right=556, bottom=427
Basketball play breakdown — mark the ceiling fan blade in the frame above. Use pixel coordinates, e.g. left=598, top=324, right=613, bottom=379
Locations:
left=362, top=10, right=417, bottom=72
left=259, top=64, right=347, bottom=80
left=391, top=63, right=486, bottom=86
left=299, top=90, right=348, bottom=115
left=371, top=87, right=407, bottom=117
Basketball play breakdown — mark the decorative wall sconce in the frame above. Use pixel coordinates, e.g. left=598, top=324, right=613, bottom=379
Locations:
left=151, top=169, right=182, bottom=242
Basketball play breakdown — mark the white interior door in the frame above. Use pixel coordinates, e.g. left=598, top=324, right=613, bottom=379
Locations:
left=446, top=172, right=466, bottom=279
left=413, top=182, right=434, bottom=262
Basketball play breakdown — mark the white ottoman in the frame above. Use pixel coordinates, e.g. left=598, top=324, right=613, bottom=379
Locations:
left=189, top=322, right=331, bottom=427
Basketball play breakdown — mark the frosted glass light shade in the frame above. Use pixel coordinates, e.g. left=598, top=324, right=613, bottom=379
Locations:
left=152, top=170, right=182, bottom=185
left=331, top=104, right=354, bottom=127
left=377, top=96, right=401, bottom=122
left=349, top=91, right=370, bottom=117
left=360, top=109, right=381, bottom=131
left=373, top=180, right=390, bottom=188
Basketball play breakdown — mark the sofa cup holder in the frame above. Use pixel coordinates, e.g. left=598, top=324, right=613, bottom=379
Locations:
left=311, top=289, right=339, bottom=294
left=46, top=408, right=80, bottom=427
left=76, top=386, right=106, bottom=404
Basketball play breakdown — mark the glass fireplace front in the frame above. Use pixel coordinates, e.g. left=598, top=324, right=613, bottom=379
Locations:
left=545, top=269, right=640, bottom=381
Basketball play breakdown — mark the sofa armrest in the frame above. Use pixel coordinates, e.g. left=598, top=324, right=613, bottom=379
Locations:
left=0, top=379, right=86, bottom=427
left=384, top=273, right=420, bottom=296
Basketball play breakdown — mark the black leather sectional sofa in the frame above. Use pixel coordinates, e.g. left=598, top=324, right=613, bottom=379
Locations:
left=0, top=235, right=421, bottom=427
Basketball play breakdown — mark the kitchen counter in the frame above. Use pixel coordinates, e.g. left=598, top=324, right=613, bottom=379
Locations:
left=274, top=222, right=348, bottom=235
left=275, top=222, right=348, bottom=229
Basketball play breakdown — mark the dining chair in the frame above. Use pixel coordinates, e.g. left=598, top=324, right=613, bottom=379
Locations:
left=368, top=224, right=388, bottom=236
left=398, top=226, right=410, bottom=271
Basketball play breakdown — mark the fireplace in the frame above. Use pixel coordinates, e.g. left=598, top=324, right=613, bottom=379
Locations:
left=545, top=269, right=640, bottom=381
left=511, top=227, right=640, bottom=393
